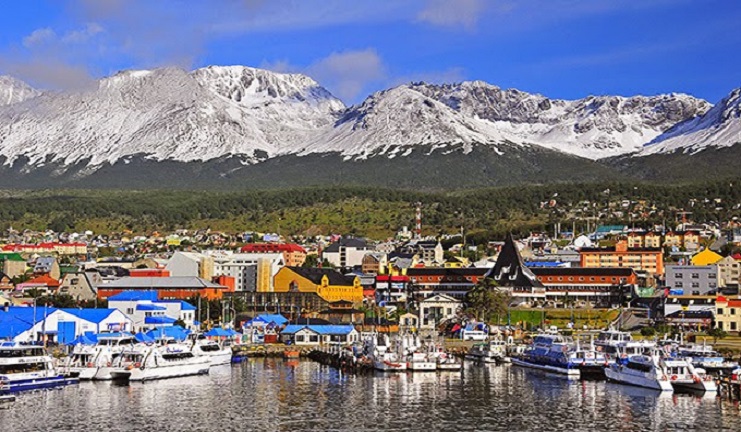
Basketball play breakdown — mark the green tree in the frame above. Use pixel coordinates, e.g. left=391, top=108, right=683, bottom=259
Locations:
left=464, top=277, right=510, bottom=324
left=707, top=327, right=728, bottom=344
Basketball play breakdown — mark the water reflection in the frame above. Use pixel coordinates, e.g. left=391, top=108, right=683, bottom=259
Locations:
left=0, top=361, right=739, bottom=432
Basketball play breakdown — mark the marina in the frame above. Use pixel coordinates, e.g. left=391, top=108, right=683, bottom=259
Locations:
left=1, top=359, right=740, bottom=431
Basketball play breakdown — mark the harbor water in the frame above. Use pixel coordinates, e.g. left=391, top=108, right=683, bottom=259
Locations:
left=2, top=359, right=741, bottom=431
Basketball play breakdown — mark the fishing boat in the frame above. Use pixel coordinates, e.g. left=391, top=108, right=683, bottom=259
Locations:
left=189, top=334, right=232, bottom=366
left=663, top=356, right=717, bottom=392
left=66, top=332, right=138, bottom=380
left=427, top=344, right=462, bottom=371
left=406, top=351, right=436, bottom=371
left=465, top=339, right=507, bottom=364
left=0, top=342, right=78, bottom=392
left=511, top=333, right=580, bottom=378
left=368, top=334, right=406, bottom=372
left=110, top=342, right=210, bottom=381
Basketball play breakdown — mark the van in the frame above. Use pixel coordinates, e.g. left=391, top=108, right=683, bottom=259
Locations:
left=461, top=330, right=488, bottom=341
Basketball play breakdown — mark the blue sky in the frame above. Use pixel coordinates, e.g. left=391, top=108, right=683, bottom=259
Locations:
left=0, top=0, right=739, bottom=104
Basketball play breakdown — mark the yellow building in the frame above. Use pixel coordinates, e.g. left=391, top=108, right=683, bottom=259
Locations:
left=273, top=267, right=363, bottom=304
left=715, top=296, right=741, bottom=333
left=691, top=248, right=722, bottom=266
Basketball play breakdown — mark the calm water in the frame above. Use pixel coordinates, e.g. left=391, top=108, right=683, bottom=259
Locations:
left=2, top=360, right=741, bottom=431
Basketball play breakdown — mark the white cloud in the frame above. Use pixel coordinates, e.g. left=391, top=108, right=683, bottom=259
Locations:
left=306, top=49, right=386, bottom=102
left=417, top=0, right=485, bottom=30
left=23, top=28, right=57, bottom=48
left=62, top=23, right=105, bottom=44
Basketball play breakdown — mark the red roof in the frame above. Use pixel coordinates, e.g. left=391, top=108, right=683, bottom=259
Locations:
left=240, top=243, right=306, bottom=254
left=24, top=274, right=61, bottom=287
left=727, top=300, right=741, bottom=308
left=376, top=275, right=410, bottom=282
left=732, top=253, right=741, bottom=261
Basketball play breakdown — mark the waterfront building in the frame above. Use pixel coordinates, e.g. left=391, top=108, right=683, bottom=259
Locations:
left=715, top=296, right=741, bottom=333
left=418, top=294, right=462, bottom=330
left=279, top=323, right=358, bottom=345
left=107, top=291, right=197, bottom=332
left=405, top=267, right=488, bottom=299
left=0, top=306, right=132, bottom=343
left=316, top=300, right=365, bottom=324
left=273, top=267, right=363, bottom=304
left=579, top=240, right=664, bottom=276
left=530, top=267, right=636, bottom=308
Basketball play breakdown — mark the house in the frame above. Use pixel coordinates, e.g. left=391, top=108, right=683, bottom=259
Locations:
left=716, top=256, right=741, bottom=287
left=273, top=267, right=363, bottom=304
left=715, top=296, right=741, bottom=333
left=58, top=270, right=103, bottom=301
left=361, top=253, right=387, bottom=275
left=97, top=276, right=229, bottom=300
left=322, top=238, right=374, bottom=269
left=398, top=312, right=419, bottom=331
left=279, top=323, right=358, bottom=345
left=417, top=294, right=462, bottom=330
left=0, top=272, right=14, bottom=291
left=34, top=257, right=60, bottom=280
left=0, top=253, right=26, bottom=279
left=240, top=243, right=307, bottom=267
left=399, top=240, right=444, bottom=266
left=15, top=274, right=61, bottom=296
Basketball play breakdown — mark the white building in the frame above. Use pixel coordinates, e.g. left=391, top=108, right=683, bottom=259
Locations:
left=107, top=291, right=198, bottom=332
left=322, top=238, right=373, bottom=269
left=417, top=294, right=462, bottom=330
left=0, top=306, right=132, bottom=343
left=166, top=250, right=284, bottom=292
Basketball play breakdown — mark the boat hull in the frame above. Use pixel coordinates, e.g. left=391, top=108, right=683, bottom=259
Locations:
left=374, top=360, right=407, bottom=372
left=407, top=361, right=437, bottom=371
left=112, top=360, right=211, bottom=382
left=605, top=366, right=673, bottom=391
left=671, top=378, right=717, bottom=392
left=207, top=352, right=233, bottom=366
left=511, top=358, right=580, bottom=378
left=1, top=375, right=79, bottom=392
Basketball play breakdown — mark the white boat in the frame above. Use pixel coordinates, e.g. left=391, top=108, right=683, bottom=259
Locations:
left=67, top=333, right=138, bottom=380
left=110, top=342, right=210, bottom=381
left=368, top=334, right=406, bottom=372
left=0, top=342, right=78, bottom=392
left=594, top=329, right=655, bottom=360
left=465, top=339, right=507, bottom=364
left=605, top=351, right=673, bottom=392
left=427, top=345, right=462, bottom=371
left=190, top=335, right=232, bottom=366
left=663, top=357, right=717, bottom=392
left=677, top=342, right=739, bottom=374
left=406, top=351, right=436, bottom=371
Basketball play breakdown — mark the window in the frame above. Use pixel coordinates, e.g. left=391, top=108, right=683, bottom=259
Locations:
left=675, top=273, right=683, bottom=279
left=691, top=282, right=699, bottom=288
left=709, top=274, right=717, bottom=279
left=126, top=308, right=134, bottom=315
left=691, top=273, right=699, bottom=279
left=718, top=308, right=724, bottom=315
left=732, top=309, right=737, bottom=316
left=295, top=335, right=304, bottom=342
left=675, top=282, right=683, bottom=288
left=732, top=322, right=738, bottom=331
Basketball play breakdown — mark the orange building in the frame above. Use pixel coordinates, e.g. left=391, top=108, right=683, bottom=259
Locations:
left=240, top=243, right=307, bottom=266
left=579, top=240, right=664, bottom=276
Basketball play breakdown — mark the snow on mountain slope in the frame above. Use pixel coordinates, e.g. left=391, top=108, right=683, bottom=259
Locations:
left=299, top=85, right=522, bottom=158
left=410, top=81, right=710, bottom=159
left=0, top=67, right=344, bottom=166
left=638, top=88, right=741, bottom=155
left=0, top=76, right=41, bottom=106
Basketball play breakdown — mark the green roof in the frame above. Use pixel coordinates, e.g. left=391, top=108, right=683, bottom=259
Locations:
left=0, top=253, right=25, bottom=262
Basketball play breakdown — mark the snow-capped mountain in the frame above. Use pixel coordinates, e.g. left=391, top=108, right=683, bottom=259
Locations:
left=0, top=65, right=728, bottom=184
left=0, top=75, right=41, bottom=106
left=638, top=87, right=741, bottom=156
left=0, top=66, right=344, bottom=166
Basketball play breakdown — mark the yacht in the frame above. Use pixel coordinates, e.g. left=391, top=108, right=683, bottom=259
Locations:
left=605, top=351, right=673, bottom=391
left=594, top=330, right=655, bottom=360
left=189, top=334, right=232, bottom=366
left=110, top=341, right=210, bottom=381
left=663, top=356, right=717, bottom=392
left=511, top=333, right=580, bottom=378
left=676, top=342, right=739, bottom=374
left=465, top=339, right=507, bottom=364
left=67, top=332, right=138, bottom=380
left=568, top=336, right=613, bottom=379
left=0, top=342, right=78, bottom=391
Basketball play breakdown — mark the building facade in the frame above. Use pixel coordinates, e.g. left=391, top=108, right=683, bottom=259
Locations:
left=665, top=265, right=719, bottom=295
left=579, top=240, right=664, bottom=276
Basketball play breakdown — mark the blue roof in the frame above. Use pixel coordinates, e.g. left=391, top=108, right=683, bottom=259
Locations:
left=156, top=300, right=196, bottom=311
left=255, top=314, right=288, bottom=325
left=60, top=308, right=117, bottom=323
left=524, top=261, right=566, bottom=268
left=67, top=332, right=98, bottom=346
left=280, top=324, right=355, bottom=336
left=0, top=306, right=57, bottom=339
left=134, top=332, right=155, bottom=343
left=136, top=304, right=166, bottom=311
left=144, top=316, right=176, bottom=325
left=108, top=291, right=158, bottom=301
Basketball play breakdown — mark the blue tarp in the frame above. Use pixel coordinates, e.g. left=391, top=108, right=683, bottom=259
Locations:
left=66, top=332, right=98, bottom=346
left=134, top=332, right=155, bottom=343
left=146, top=325, right=190, bottom=341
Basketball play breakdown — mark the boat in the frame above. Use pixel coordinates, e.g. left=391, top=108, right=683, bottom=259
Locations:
left=676, top=342, right=739, bottom=375
left=568, top=335, right=612, bottom=379
left=367, top=334, right=406, bottom=372
left=605, top=350, right=673, bottom=391
left=189, top=334, right=233, bottom=366
left=110, top=342, right=210, bottom=381
left=427, top=344, right=462, bottom=371
left=406, top=351, right=436, bottom=371
left=465, top=339, right=507, bottom=364
left=511, top=333, right=580, bottom=378
left=594, top=329, right=655, bottom=360
left=66, top=332, right=138, bottom=380
left=663, top=356, right=717, bottom=392
left=0, top=342, right=79, bottom=392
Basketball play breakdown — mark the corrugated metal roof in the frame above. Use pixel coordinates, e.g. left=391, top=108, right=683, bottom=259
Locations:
left=104, top=277, right=224, bottom=289
left=60, top=308, right=117, bottom=323
left=108, top=291, right=159, bottom=301
left=136, top=304, right=166, bottom=311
